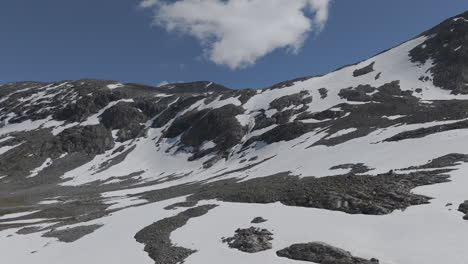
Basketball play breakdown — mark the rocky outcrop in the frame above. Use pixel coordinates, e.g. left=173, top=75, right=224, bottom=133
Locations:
left=100, top=102, right=147, bottom=142
left=277, top=242, right=379, bottom=264
left=42, top=224, right=103, bottom=243
left=54, top=91, right=123, bottom=122
left=135, top=205, right=217, bottom=264
left=52, top=125, right=114, bottom=154
left=410, top=11, right=468, bottom=94
left=180, top=104, right=246, bottom=157
left=384, top=119, right=468, bottom=142
left=353, top=62, right=375, bottom=77
left=458, top=201, right=468, bottom=220
left=251, top=217, right=267, bottom=224
left=269, top=91, right=312, bottom=111
left=190, top=170, right=449, bottom=215
left=222, top=227, right=273, bottom=253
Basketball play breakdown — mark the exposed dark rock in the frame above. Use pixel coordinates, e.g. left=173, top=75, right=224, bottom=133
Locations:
left=319, top=88, right=328, bottom=99
left=458, top=200, right=468, bottom=214
left=401, top=153, right=468, bottom=170
left=152, top=96, right=204, bottom=128
left=245, top=121, right=314, bottom=146
left=267, top=76, right=317, bottom=90
left=164, top=109, right=210, bottom=139
left=100, top=102, right=147, bottom=130
left=252, top=110, right=276, bottom=131
left=54, top=91, right=123, bottom=122
left=297, top=109, right=345, bottom=121
left=222, top=227, right=273, bottom=253
left=164, top=201, right=198, bottom=210
left=52, top=125, right=114, bottom=154
left=133, top=97, right=174, bottom=118
left=339, top=85, right=376, bottom=102
left=384, top=119, right=468, bottom=142
left=135, top=205, right=217, bottom=264
left=277, top=242, right=379, bottom=264
left=269, top=91, right=312, bottom=111
left=100, top=102, right=148, bottom=142
left=353, top=62, right=375, bottom=77
left=42, top=224, right=103, bottom=243
left=190, top=170, right=450, bottom=215
left=330, top=163, right=372, bottom=174
left=180, top=104, right=246, bottom=155
left=410, top=11, right=468, bottom=94
left=251, top=217, right=267, bottom=224
left=159, top=81, right=230, bottom=93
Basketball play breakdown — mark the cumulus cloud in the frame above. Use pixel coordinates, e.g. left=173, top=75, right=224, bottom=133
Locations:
left=141, top=0, right=331, bottom=69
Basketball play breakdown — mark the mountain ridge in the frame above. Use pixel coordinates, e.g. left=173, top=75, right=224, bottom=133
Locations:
left=1, top=10, right=468, bottom=264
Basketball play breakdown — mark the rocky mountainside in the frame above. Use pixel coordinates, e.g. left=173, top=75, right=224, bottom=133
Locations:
left=1, top=11, right=468, bottom=264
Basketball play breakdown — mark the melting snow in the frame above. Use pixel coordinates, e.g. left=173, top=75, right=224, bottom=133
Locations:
left=28, top=158, right=53, bottom=178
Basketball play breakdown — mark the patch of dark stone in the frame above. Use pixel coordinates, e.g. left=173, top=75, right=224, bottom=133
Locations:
left=0, top=83, right=74, bottom=124
left=409, top=11, right=468, bottom=94
left=319, top=88, right=328, bottom=99
left=95, top=145, right=137, bottom=173
left=222, top=227, right=273, bottom=253
left=29, top=199, right=108, bottom=222
left=151, top=95, right=205, bottom=128
left=352, top=62, right=375, bottom=77
left=296, top=108, right=345, bottom=122
left=458, top=201, right=468, bottom=220
left=54, top=90, right=124, bottom=122
left=338, top=81, right=415, bottom=103
left=133, top=96, right=175, bottom=118
left=384, top=119, right=468, bottom=142
left=375, top=72, right=382, bottom=80
left=330, top=163, right=372, bottom=174
left=266, top=76, right=318, bottom=90
left=206, top=155, right=276, bottom=179
left=277, top=242, right=380, bottom=264
left=99, top=102, right=148, bottom=142
left=185, top=169, right=450, bottom=215
left=159, top=81, right=230, bottom=93
left=219, top=88, right=257, bottom=104
left=178, top=104, right=247, bottom=159
left=400, top=153, right=468, bottom=170
left=251, top=216, right=267, bottom=224
left=134, top=204, right=217, bottom=264
left=244, top=121, right=315, bottom=146
left=42, top=224, right=103, bottom=243
left=52, top=124, right=115, bottom=154
left=164, top=201, right=198, bottom=210
left=269, top=91, right=312, bottom=111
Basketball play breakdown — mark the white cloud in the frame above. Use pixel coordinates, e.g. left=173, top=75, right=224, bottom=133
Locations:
left=141, top=0, right=332, bottom=69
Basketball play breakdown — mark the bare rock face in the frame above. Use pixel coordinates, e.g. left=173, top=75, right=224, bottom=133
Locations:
left=277, top=242, right=380, bottom=264
left=353, top=62, right=375, bottom=77
left=100, top=102, right=147, bottom=142
left=269, top=91, right=312, bottom=111
left=53, top=125, right=114, bottom=154
left=251, top=217, right=267, bottom=224
left=180, top=104, right=247, bottom=156
left=222, top=227, right=273, bottom=253
left=54, top=91, right=123, bottom=122
left=410, top=11, right=468, bottom=94
left=458, top=201, right=468, bottom=220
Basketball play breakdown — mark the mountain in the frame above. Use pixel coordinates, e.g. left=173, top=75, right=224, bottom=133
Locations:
left=1, top=11, right=468, bottom=264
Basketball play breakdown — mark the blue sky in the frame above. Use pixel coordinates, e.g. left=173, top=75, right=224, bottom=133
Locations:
left=0, top=0, right=467, bottom=89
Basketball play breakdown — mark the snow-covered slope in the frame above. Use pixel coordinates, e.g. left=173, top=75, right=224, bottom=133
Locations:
left=1, top=11, right=468, bottom=264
